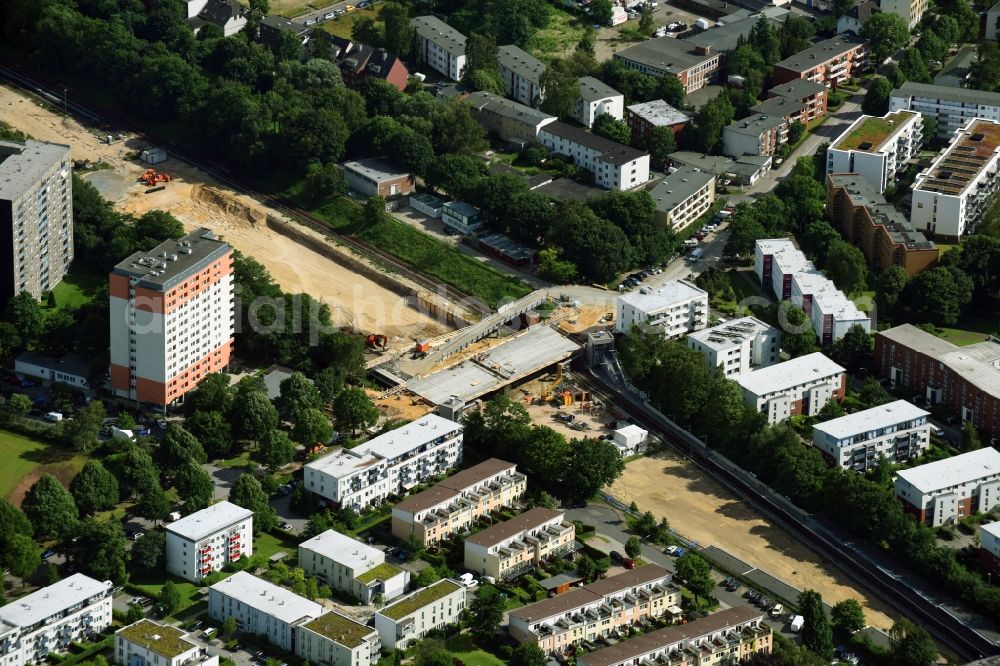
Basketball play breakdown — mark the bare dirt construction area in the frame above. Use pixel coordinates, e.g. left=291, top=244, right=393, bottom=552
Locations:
left=0, top=84, right=450, bottom=342
left=610, top=452, right=897, bottom=630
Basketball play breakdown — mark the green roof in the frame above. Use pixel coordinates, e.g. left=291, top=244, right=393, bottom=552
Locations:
left=379, top=580, right=462, bottom=621
left=117, top=620, right=194, bottom=659
left=834, top=111, right=917, bottom=152
left=302, top=612, right=376, bottom=649
left=355, top=562, right=403, bottom=585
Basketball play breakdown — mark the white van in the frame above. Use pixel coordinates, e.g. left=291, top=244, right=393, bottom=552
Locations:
left=45, top=412, right=63, bottom=422
left=688, top=247, right=705, bottom=261
left=683, top=238, right=699, bottom=248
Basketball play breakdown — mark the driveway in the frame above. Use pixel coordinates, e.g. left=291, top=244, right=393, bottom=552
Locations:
left=203, top=462, right=244, bottom=502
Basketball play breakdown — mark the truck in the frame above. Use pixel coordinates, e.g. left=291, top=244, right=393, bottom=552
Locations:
left=789, top=615, right=804, bottom=632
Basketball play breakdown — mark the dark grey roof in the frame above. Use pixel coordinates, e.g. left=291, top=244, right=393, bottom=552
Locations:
left=649, top=166, right=714, bottom=213
left=725, top=112, right=786, bottom=136
left=933, top=45, right=977, bottom=88
left=849, top=0, right=878, bottom=21
left=767, top=78, right=826, bottom=100
left=827, top=173, right=935, bottom=250
left=541, top=120, right=647, bottom=166
left=16, top=352, right=92, bottom=379
left=774, top=34, right=865, bottom=73
left=488, top=163, right=553, bottom=189
left=890, top=81, right=1000, bottom=106
left=200, top=0, right=243, bottom=25
left=466, top=91, right=555, bottom=125
left=411, top=16, right=466, bottom=56
left=668, top=151, right=771, bottom=179
left=498, top=45, right=544, bottom=85
left=578, top=76, right=622, bottom=102
left=687, top=16, right=781, bottom=53
left=751, top=95, right=806, bottom=117
left=113, top=228, right=231, bottom=291
left=536, top=178, right=608, bottom=203
left=614, top=37, right=717, bottom=75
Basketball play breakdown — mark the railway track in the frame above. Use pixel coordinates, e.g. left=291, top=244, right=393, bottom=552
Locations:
left=580, top=370, right=999, bottom=662
left=0, top=62, right=493, bottom=320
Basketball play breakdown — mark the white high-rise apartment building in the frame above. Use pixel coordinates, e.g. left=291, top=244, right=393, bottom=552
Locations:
left=0, top=574, right=113, bottom=666
left=890, top=82, right=1000, bottom=139
left=615, top=279, right=708, bottom=338
left=165, top=501, right=253, bottom=582
left=812, top=399, right=930, bottom=471
left=109, top=228, right=234, bottom=409
left=880, top=0, right=928, bottom=28
left=686, top=316, right=780, bottom=377
left=0, top=140, right=73, bottom=305
left=305, top=414, right=463, bottom=510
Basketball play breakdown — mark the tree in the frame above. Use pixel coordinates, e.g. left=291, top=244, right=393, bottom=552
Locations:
left=797, top=590, right=833, bottom=659
left=549, top=202, right=633, bottom=282
left=831, top=324, right=872, bottom=373
left=381, top=2, right=413, bottom=55
left=861, top=13, right=909, bottom=63
left=961, top=422, right=983, bottom=452
left=512, top=643, right=547, bottom=666
left=130, top=529, right=166, bottom=574
left=66, top=518, right=128, bottom=583
left=888, top=618, right=937, bottom=666
left=159, top=426, right=207, bottom=472
left=540, top=59, right=581, bottom=118
left=351, top=15, right=382, bottom=45
left=7, top=392, right=31, bottom=417
left=901, top=265, right=972, bottom=326
left=174, top=460, right=215, bottom=512
left=624, top=536, right=643, bottom=558
left=638, top=3, right=654, bottom=35
left=304, top=161, right=346, bottom=200
left=185, top=373, right=233, bottom=414
left=413, top=640, right=451, bottom=666
left=414, top=566, right=442, bottom=588
left=816, top=399, right=846, bottom=421
left=900, top=48, right=932, bottom=84
left=158, top=580, right=182, bottom=616
left=825, top=240, right=868, bottom=294
left=136, top=481, right=171, bottom=521
left=292, top=408, right=333, bottom=445
left=467, top=586, right=506, bottom=642
left=4, top=533, right=40, bottom=579
left=589, top=0, right=613, bottom=25
left=117, top=413, right=137, bottom=432
left=232, top=389, right=279, bottom=443
left=576, top=554, right=597, bottom=582
left=859, top=376, right=891, bottom=407
left=972, top=41, right=1000, bottom=91
left=780, top=15, right=815, bottom=59
left=64, top=400, right=106, bottom=452
left=126, top=604, right=144, bottom=624
left=537, top=247, right=578, bottom=283
left=592, top=113, right=630, bottom=144
left=230, top=473, right=277, bottom=533
left=223, top=616, right=238, bottom=638
left=258, top=429, right=295, bottom=469
left=560, top=438, right=625, bottom=501
left=674, top=552, right=715, bottom=603
left=830, top=599, right=866, bottom=635
left=107, top=446, right=160, bottom=500
left=692, top=90, right=735, bottom=153
left=0, top=499, right=33, bottom=558
left=187, top=410, right=233, bottom=458
left=875, top=265, right=908, bottom=316
left=276, top=372, right=322, bottom=420
left=5, top=291, right=44, bottom=345
left=70, top=460, right=120, bottom=515
left=787, top=120, right=804, bottom=144
left=643, top=125, right=677, bottom=168
left=750, top=16, right=781, bottom=64
left=779, top=304, right=818, bottom=357
left=332, top=388, right=379, bottom=435
left=23, top=473, right=78, bottom=539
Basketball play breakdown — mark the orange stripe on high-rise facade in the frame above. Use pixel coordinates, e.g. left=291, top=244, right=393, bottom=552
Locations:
left=109, top=273, right=130, bottom=300
left=109, top=363, right=131, bottom=393
left=164, top=253, right=233, bottom=315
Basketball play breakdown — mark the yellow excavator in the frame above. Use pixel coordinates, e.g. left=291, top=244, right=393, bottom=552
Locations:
left=540, top=364, right=569, bottom=404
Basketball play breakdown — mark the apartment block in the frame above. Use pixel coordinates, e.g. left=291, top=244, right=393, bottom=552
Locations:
left=498, top=45, right=545, bottom=107
left=979, top=521, right=1000, bottom=574
left=737, top=352, right=846, bottom=424
left=615, top=279, right=708, bottom=338
left=894, top=448, right=1000, bottom=526
left=208, top=572, right=323, bottom=652
left=722, top=113, right=788, bottom=158
left=412, top=16, right=466, bottom=81
left=625, top=100, right=690, bottom=144
left=465, top=91, right=557, bottom=145
left=574, top=77, right=624, bottom=129
left=880, top=0, right=927, bottom=28
left=667, top=152, right=772, bottom=187
left=304, top=414, right=463, bottom=510
left=649, top=167, right=715, bottom=231
left=911, top=118, right=1000, bottom=242
left=298, top=530, right=409, bottom=604
left=464, top=507, right=575, bottom=580
left=614, top=39, right=721, bottom=93
left=826, top=111, right=923, bottom=194
left=373, top=580, right=466, bottom=649
left=686, top=316, right=780, bottom=377
left=890, top=82, right=1000, bottom=139
left=826, top=173, right=938, bottom=277
left=772, top=35, right=867, bottom=89
left=109, top=228, right=234, bottom=409
left=812, top=399, right=930, bottom=471
left=508, top=565, right=679, bottom=654
left=0, top=574, right=112, bottom=666
left=165, top=501, right=253, bottom=583
left=537, top=121, right=650, bottom=191
left=754, top=79, right=828, bottom=126
left=115, top=620, right=219, bottom=666
left=753, top=238, right=870, bottom=345
left=294, top=612, right=380, bottom=666
left=391, top=458, right=526, bottom=547
left=341, top=159, right=414, bottom=200
left=576, top=608, right=772, bottom=666
left=0, top=140, right=73, bottom=305
left=875, top=324, right=1000, bottom=442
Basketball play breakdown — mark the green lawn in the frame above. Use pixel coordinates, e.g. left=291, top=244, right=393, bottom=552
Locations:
left=932, top=317, right=1000, bottom=346
left=0, top=430, right=87, bottom=501
left=41, top=265, right=104, bottom=313
left=444, top=636, right=506, bottom=666
left=318, top=8, right=381, bottom=39
left=216, top=451, right=251, bottom=469
left=531, top=9, right=587, bottom=59
left=129, top=576, right=206, bottom=617
left=254, top=531, right=301, bottom=562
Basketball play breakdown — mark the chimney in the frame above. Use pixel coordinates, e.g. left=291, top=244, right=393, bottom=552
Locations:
left=694, top=45, right=711, bottom=56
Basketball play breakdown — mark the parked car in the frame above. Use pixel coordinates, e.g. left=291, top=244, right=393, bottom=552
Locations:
left=156, top=419, right=168, bottom=430
left=279, top=522, right=293, bottom=531
left=620, top=557, right=636, bottom=569
left=931, top=425, right=945, bottom=437
left=41, top=549, right=56, bottom=560
left=664, top=545, right=685, bottom=556
left=770, top=604, right=783, bottom=617
left=132, top=532, right=145, bottom=540
left=324, top=11, right=335, bottom=18
left=610, top=551, right=624, bottom=564
left=305, top=18, right=317, bottom=24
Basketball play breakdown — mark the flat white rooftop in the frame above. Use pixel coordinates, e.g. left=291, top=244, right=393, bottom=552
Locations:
left=896, top=448, right=1000, bottom=494
left=805, top=275, right=869, bottom=323
left=982, top=521, right=1000, bottom=539
left=737, top=352, right=845, bottom=396
left=210, top=572, right=323, bottom=624
left=298, top=529, right=381, bottom=571
left=307, top=414, right=462, bottom=479
left=618, top=279, right=706, bottom=313
left=813, top=400, right=929, bottom=440
left=165, top=501, right=253, bottom=541
left=0, top=574, right=110, bottom=628
left=687, top=316, right=773, bottom=352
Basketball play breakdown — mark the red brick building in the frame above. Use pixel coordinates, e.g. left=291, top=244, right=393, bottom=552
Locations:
left=755, top=79, right=829, bottom=125
left=772, top=35, right=868, bottom=89
left=331, top=37, right=410, bottom=91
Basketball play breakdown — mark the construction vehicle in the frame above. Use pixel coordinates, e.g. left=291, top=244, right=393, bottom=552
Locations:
left=138, top=168, right=171, bottom=186
left=366, top=334, right=388, bottom=350
left=540, top=363, right=565, bottom=403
